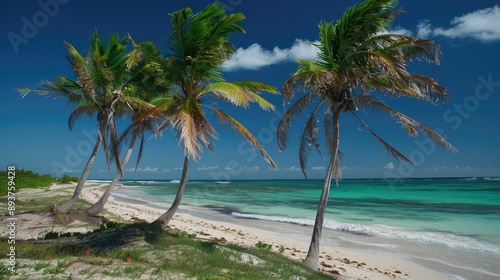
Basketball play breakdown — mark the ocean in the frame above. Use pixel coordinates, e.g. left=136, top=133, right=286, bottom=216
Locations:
left=102, top=177, right=500, bottom=280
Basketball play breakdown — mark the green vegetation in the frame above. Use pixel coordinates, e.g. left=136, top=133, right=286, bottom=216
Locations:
left=57, top=174, right=79, bottom=184
left=255, top=241, right=273, bottom=250
left=0, top=227, right=334, bottom=279
left=0, top=169, right=78, bottom=196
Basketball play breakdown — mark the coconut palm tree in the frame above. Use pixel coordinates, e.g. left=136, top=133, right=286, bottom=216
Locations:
left=86, top=105, right=162, bottom=216
left=19, top=30, right=147, bottom=213
left=86, top=41, right=169, bottom=217
left=151, top=4, right=278, bottom=228
left=277, top=0, right=457, bottom=270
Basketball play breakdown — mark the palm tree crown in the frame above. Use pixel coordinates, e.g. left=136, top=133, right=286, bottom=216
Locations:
left=18, top=30, right=153, bottom=212
left=154, top=4, right=278, bottom=166
left=279, top=0, right=456, bottom=179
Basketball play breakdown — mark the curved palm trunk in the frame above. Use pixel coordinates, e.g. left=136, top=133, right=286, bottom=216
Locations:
left=86, top=136, right=137, bottom=217
left=152, top=156, right=189, bottom=228
left=304, top=109, right=340, bottom=270
left=54, top=133, right=102, bottom=213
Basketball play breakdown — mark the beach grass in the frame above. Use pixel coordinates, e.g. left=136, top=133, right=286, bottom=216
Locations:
left=0, top=179, right=334, bottom=279
left=0, top=169, right=78, bottom=196
left=0, top=226, right=334, bottom=279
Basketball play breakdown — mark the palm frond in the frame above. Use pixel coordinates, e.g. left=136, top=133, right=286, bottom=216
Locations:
left=332, top=157, right=342, bottom=186
left=351, top=111, right=413, bottom=164
left=201, top=81, right=277, bottom=111
left=277, top=92, right=317, bottom=151
left=282, top=60, right=333, bottom=104
left=169, top=98, right=217, bottom=160
left=214, top=109, right=277, bottom=170
left=299, top=111, right=323, bottom=178
left=168, top=3, right=245, bottom=88
left=67, top=103, right=97, bottom=131
left=354, top=96, right=457, bottom=152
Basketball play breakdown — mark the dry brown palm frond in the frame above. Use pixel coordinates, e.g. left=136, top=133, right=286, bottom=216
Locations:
left=172, top=107, right=217, bottom=161
left=351, top=111, right=413, bottom=164
left=354, top=96, right=457, bottom=152
left=299, top=112, right=324, bottom=178
left=408, top=73, right=449, bottom=102
left=332, top=157, right=342, bottom=186
left=277, top=92, right=318, bottom=151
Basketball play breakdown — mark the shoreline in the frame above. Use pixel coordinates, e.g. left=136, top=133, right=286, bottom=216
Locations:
left=79, top=183, right=454, bottom=280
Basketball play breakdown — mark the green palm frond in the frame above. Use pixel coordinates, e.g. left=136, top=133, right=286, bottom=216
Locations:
left=316, top=21, right=337, bottom=68
left=19, top=29, right=163, bottom=172
left=201, top=81, right=277, bottom=111
left=279, top=0, right=454, bottom=181
left=168, top=4, right=245, bottom=90
left=154, top=4, right=276, bottom=168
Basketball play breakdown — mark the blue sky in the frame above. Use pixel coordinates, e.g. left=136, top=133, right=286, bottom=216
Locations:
left=1, top=0, right=499, bottom=180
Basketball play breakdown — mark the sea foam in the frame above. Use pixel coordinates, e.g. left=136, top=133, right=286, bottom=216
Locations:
left=231, top=212, right=500, bottom=254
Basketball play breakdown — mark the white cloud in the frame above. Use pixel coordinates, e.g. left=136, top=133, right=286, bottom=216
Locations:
left=312, top=166, right=325, bottom=171
left=221, top=39, right=319, bottom=71
left=284, top=165, right=301, bottom=172
left=417, top=20, right=433, bottom=38
left=433, top=166, right=446, bottom=170
left=383, top=162, right=395, bottom=170
left=224, top=165, right=260, bottom=172
left=379, top=27, right=413, bottom=36
left=53, top=168, right=79, bottom=173
left=431, top=6, right=500, bottom=42
left=196, top=165, right=219, bottom=171
left=128, top=166, right=159, bottom=172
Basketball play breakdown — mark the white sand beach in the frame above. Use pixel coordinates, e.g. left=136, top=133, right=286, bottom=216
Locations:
left=76, top=183, right=453, bottom=280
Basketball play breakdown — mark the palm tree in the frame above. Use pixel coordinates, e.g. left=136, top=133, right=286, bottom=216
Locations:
left=19, top=30, right=146, bottom=213
left=277, top=0, right=457, bottom=270
left=86, top=41, right=168, bottom=217
left=87, top=105, right=162, bottom=216
left=151, top=4, right=278, bottom=228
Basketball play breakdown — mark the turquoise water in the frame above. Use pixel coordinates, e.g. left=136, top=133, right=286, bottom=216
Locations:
left=107, top=177, right=500, bottom=279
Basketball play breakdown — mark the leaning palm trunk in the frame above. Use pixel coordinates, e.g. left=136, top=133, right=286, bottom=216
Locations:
left=54, top=134, right=102, bottom=213
left=86, top=136, right=137, bottom=217
left=152, top=156, right=189, bottom=228
left=304, top=110, right=340, bottom=270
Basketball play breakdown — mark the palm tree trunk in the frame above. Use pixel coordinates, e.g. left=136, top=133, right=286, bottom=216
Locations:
left=152, top=155, right=189, bottom=228
left=86, top=136, right=137, bottom=217
left=54, top=133, right=102, bottom=213
left=304, top=109, right=340, bottom=270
